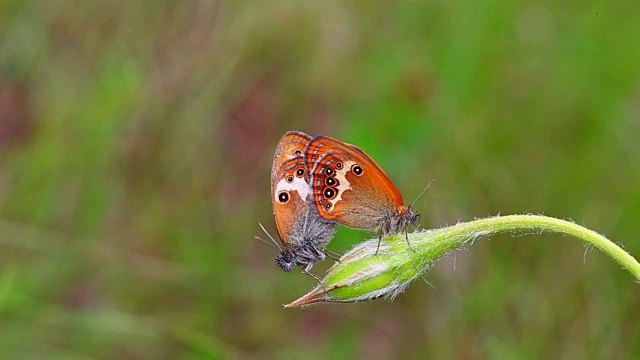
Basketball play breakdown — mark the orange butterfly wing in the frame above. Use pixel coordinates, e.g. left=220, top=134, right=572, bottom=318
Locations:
left=305, top=136, right=406, bottom=231
left=270, top=131, right=313, bottom=252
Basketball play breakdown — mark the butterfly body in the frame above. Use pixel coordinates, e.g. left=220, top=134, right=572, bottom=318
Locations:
left=305, top=135, right=419, bottom=237
left=270, top=132, right=338, bottom=273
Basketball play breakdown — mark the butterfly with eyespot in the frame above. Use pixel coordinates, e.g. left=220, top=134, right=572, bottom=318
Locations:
left=257, top=131, right=340, bottom=282
left=305, top=135, right=425, bottom=253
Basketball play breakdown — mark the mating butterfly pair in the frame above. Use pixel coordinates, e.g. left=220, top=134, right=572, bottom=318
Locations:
left=261, top=131, right=420, bottom=279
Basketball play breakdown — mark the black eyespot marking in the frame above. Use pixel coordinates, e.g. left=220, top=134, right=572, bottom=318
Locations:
left=325, top=202, right=332, bottom=209
left=286, top=176, right=294, bottom=183
left=295, top=150, right=302, bottom=155
left=324, top=167, right=334, bottom=176
left=325, top=177, right=337, bottom=186
left=323, top=188, right=336, bottom=199
left=278, top=192, right=289, bottom=203
left=335, top=162, right=343, bottom=169
left=296, top=168, right=305, bottom=177
left=352, top=165, right=363, bottom=176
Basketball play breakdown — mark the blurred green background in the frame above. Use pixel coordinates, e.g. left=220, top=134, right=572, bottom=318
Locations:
left=1, top=1, right=639, bottom=358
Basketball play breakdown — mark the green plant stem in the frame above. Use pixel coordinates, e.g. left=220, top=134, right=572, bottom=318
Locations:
left=286, top=215, right=640, bottom=307
left=442, top=215, right=640, bottom=280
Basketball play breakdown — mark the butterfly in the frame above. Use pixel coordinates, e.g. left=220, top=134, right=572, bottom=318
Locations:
left=305, top=135, right=422, bottom=252
left=257, top=131, right=340, bottom=282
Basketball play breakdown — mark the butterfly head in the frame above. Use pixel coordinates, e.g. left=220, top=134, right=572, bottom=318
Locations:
left=397, top=205, right=420, bottom=232
left=404, top=206, right=420, bottom=227
left=275, top=251, right=296, bottom=272
left=274, top=244, right=326, bottom=272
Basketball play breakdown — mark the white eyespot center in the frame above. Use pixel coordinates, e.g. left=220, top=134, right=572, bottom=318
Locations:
left=275, top=176, right=310, bottom=202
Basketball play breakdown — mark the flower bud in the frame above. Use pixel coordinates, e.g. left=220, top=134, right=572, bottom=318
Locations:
left=285, top=229, right=450, bottom=307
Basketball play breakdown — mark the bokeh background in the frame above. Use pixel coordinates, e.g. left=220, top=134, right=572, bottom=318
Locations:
left=1, top=1, right=639, bottom=358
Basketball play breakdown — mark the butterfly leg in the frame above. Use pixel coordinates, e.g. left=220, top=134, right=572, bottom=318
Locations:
left=301, top=265, right=327, bottom=291
left=322, top=248, right=342, bottom=263
left=405, top=229, right=415, bottom=252
left=375, top=232, right=382, bottom=255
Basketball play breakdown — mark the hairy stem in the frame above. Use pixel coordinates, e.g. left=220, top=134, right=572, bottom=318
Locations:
left=286, top=215, right=640, bottom=307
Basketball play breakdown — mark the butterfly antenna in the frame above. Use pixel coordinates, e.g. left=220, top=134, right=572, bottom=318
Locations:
left=256, top=222, right=282, bottom=251
left=254, top=236, right=277, bottom=249
left=409, top=179, right=436, bottom=210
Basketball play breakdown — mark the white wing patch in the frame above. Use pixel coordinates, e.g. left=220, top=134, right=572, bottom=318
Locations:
left=275, top=177, right=311, bottom=202
left=327, top=160, right=355, bottom=209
